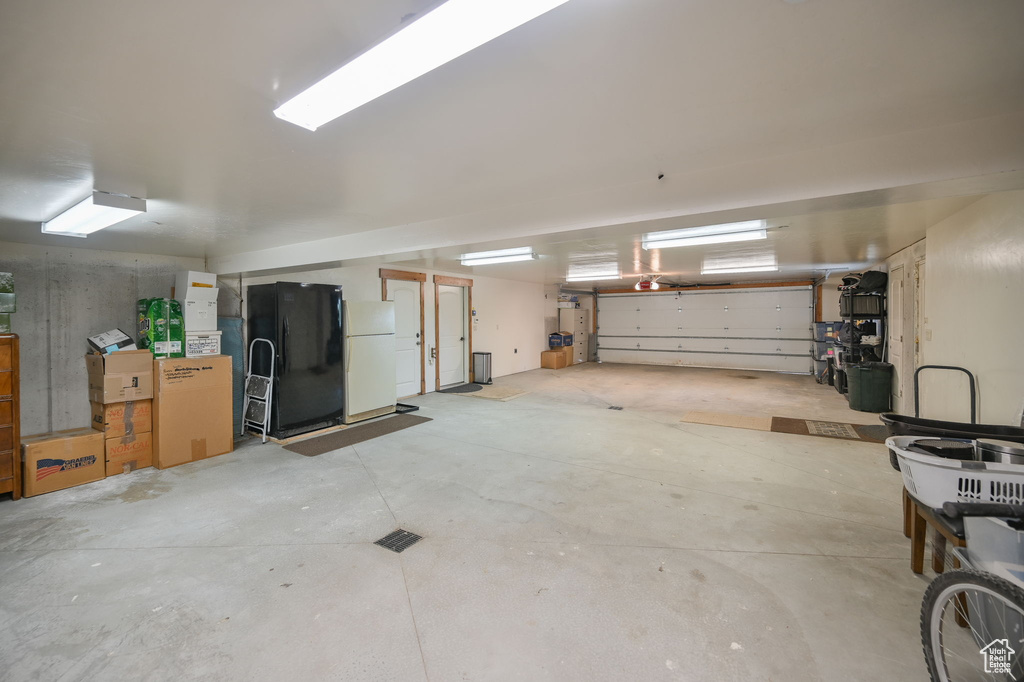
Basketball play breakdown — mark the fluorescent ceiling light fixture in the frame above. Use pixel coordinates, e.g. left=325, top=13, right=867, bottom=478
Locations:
left=566, top=261, right=619, bottom=281
left=460, top=246, right=537, bottom=266
left=42, top=191, right=147, bottom=238
left=701, top=265, right=779, bottom=275
left=642, top=220, right=767, bottom=250
left=274, top=0, right=571, bottom=130
left=565, top=272, right=618, bottom=280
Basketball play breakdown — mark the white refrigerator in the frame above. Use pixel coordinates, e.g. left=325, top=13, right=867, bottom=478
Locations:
left=343, top=301, right=398, bottom=424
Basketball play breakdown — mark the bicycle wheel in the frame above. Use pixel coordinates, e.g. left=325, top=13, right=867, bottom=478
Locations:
left=921, top=569, right=1024, bottom=681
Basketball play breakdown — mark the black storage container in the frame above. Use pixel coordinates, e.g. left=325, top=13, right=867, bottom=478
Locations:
left=847, top=362, right=893, bottom=412
left=840, top=294, right=884, bottom=317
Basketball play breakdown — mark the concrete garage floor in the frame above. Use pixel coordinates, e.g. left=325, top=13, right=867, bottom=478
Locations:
left=0, top=364, right=928, bottom=681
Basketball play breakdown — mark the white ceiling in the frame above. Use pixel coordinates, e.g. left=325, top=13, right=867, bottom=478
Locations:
left=1, top=0, right=1023, bottom=285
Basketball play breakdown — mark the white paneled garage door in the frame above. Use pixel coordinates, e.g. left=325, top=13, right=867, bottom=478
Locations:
left=597, top=286, right=813, bottom=373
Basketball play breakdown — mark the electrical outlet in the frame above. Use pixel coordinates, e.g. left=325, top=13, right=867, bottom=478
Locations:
left=514, top=348, right=517, bottom=353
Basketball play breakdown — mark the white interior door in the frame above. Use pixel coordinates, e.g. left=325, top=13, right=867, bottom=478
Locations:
left=387, top=280, right=422, bottom=397
left=888, top=265, right=904, bottom=405
left=437, top=284, right=466, bottom=387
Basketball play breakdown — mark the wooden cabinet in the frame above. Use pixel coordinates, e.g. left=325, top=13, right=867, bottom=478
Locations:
left=0, top=334, right=20, bottom=500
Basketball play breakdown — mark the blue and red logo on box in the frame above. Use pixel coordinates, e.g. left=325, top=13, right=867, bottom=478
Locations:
left=35, top=456, right=97, bottom=481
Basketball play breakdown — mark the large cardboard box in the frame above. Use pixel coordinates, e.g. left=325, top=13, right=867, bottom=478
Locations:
left=86, top=350, right=154, bottom=403
left=105, top=431, right=153, bottom=475
left=541, top=350, right=567, bottom=370
left=91, top=400, right=152, bottom=438
left=22, top=428, right=105, bottom=497
left=153, top=355, right=233, bottom=469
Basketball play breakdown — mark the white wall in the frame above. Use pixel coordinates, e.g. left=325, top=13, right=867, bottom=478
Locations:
left=0, top=241, right=205, bottom=435
left=919, top=190, right=1024, bottom=425
left=243, top=265, right=547, bottom=390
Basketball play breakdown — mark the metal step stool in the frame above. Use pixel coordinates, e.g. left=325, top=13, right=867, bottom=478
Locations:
left=241, top=338, right=275, bottom=443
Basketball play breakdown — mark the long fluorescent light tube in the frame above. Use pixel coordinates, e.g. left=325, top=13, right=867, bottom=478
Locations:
left=460, top=246, right=537, bottom=266
left=701, top=265, right=779, bottom=275
left=565, top=273, right=619, bottom=282
left=643, top=220, right=767, bottom=249
left=42, top=191, right=147, bottom=238
left=274, top=0, right=571, bottom=130
left=643, top=229, right=765, bottom=250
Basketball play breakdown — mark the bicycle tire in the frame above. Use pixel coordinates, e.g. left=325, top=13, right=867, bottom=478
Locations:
left=921, top=568, right=1024, bottom=681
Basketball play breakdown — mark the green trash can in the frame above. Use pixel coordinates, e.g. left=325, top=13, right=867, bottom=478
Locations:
left=847, top=362, right=893, bottom=412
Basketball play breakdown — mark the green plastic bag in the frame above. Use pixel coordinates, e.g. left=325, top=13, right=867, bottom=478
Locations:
left=136, top=298, right=154, bottom=350
left=141, top=298, right=185, bottom=358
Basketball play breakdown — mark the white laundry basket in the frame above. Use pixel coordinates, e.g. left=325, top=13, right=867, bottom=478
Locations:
left=888, top=436, right=1024, bottom=509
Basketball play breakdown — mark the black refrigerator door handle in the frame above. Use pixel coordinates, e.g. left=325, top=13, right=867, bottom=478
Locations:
left=281, top=317, right=289, bottom=372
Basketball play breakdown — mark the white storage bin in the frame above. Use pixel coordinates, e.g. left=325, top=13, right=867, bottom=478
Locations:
left=185, top=331, right=222, bottom=357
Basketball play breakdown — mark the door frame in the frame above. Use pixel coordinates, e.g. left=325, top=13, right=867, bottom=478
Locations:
left=433, top=274, right=473, bottom=390
left=380, top=268, right=426, bottom=396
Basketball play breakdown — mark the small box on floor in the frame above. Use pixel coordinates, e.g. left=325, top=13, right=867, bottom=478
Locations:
left=91, top=400, right=152, bottom=438
left=104, top=431, right=153, bottom=475
left=86, top=350, right=154, bottom=403
left=541, top=350, right=567, bottom=369
left=22, top=428, right=105, bottom=497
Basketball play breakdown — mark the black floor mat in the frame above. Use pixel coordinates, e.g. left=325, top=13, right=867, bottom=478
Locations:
left=439, top=383, right=482, bottom=394
left=283, top=414, right=432, bottom=456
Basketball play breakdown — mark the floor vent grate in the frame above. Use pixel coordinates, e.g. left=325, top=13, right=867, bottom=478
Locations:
left=374, top=529, right=423, bottom=553
left=608, top=406, right=623, bottom=410
left=805, top=420, right=859, bottom=439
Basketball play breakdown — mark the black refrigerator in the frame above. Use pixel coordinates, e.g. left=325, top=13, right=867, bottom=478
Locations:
left=247, top=282, right=344, bottom=438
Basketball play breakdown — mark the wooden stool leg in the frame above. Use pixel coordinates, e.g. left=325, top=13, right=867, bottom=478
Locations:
left=911, top=501, right=926, bottom=574
left=903, top=488, right=912, bottom=538
left=932, top=530, right=947, bottom=574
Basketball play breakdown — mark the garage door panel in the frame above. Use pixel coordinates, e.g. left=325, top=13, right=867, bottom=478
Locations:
left=598, top=309, right=638, bottom=335
left=640, top=336, right=811, bottom=355
left=597, top=286, right=812, bottom=372
left=598, top=348, right=639, bottom=364
left=629, top=350, right=811, bottom=372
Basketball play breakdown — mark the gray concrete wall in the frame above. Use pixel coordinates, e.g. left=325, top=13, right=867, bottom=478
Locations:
left=0, top=241, right=204, bottom=435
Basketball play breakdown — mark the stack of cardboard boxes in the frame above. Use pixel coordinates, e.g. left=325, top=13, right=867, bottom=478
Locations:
left=87, top=350, right=154, bottom=475
left=21, top=349, right=154, bottom=497
left=541, top=332, right=574, bottom=370
left=20, top=270, right=235, bottom=497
